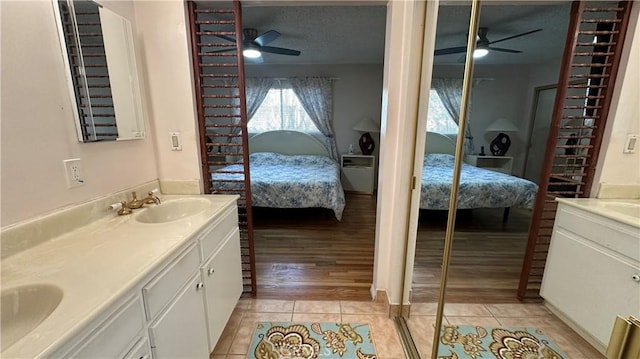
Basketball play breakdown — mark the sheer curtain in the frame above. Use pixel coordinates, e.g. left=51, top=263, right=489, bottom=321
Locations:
left=245, top=77, right=275, bottom=120
left=225, top=77, right=274, bottom=151
left=432, top=78, right=475, bottom=154
left=289, top=77, right=338, bottom=159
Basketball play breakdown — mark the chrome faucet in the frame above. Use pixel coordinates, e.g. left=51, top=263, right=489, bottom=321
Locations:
left=127, top=191, right=161, bottom=209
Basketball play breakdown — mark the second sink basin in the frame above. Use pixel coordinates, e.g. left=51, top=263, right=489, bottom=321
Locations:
left=1, top=284, right=63, bottom=351
left=135, top=198, right=211, bottom=223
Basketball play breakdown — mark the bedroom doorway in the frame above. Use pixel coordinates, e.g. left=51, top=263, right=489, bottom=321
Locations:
left=188, top=0, right=387, bottom=300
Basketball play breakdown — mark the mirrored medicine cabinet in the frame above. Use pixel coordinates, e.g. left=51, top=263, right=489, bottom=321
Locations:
left=53, top=0, right=146, bottom=142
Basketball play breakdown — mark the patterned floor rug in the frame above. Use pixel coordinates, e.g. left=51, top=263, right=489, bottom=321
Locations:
left=247, top=322, right=378, bottom=359
left=437, top=325, right=568, bottom=359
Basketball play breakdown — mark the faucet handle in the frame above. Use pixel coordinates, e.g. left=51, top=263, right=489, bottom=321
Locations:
left=109, top=201, right=132, bottom=215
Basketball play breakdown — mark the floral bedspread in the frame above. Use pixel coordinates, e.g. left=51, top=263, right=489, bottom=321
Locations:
left=211, top=152, right=346, bottom=220
left=420, top=154, right=538, bottom=210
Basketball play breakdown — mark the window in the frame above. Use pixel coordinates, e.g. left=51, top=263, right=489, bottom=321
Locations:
left=248, top=87, right=320, bottom=134
left=426, top=89, right=458, bottom=134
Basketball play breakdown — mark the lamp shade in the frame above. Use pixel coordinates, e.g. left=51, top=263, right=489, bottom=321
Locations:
left=353, top=118, right=380, bottom=133
left=485, top=118, right=518, bottom=133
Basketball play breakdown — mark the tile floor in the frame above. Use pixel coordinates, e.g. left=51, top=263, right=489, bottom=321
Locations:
left=211, top=300, right=605, bottom=359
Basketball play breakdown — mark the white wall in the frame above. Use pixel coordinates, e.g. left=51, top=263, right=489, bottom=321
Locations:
left=0, top=1, right=158, bottom=227
left=245, top=64, right=384, bottom=158
left=134, top=0, right=202, bottom=190
left=594, top=3, right=640, bottom=189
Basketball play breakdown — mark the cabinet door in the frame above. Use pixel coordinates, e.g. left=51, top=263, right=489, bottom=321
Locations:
left=149, top=274, right=209, bottom=359
left=201, top=229, right=243, bottom=350
left=541, top=229, right=640, bottom=347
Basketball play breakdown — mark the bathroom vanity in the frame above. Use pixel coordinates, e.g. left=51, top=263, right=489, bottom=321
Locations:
left=1, top=193, right=241, bottom=358
left=540, top=198, right=640, bottom=353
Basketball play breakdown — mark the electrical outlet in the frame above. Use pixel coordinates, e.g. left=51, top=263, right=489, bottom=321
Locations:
left=63, top=158, right=85, bottom=188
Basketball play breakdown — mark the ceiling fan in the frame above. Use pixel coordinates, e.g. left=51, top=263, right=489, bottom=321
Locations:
left=211, top=28, right=301, bottom=61
left=434, top=27, right=542, bottom=58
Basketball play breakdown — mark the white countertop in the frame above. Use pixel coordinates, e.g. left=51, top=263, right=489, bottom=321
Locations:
left=556, top=198, right=640, bottom=228
left=1, top=194, right=238, bottom=358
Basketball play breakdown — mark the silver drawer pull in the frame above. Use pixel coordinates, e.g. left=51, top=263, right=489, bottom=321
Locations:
left=195, top=282, right=204, bottom=290
left=632, top=274, right=640, bottom=282
left=208, top=268, right=215, bottom=276
left=140, top=355, right=149, bottom=359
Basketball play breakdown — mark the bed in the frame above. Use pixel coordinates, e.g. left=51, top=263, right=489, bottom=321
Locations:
left=420, top=132, right=538, bottom=219
left=210, top=130, right=346, bottom=220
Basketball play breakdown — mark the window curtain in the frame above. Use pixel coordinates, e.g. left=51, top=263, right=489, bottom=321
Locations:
left=432, top=78, right=475, bottom=154
left=225, top=77, right=274, bottom=151
left=289, top=77, right=338, bottom=159
left=245, top=77, right=275, bottom=120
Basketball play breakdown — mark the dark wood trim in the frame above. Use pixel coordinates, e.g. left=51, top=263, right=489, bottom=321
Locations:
left=232, top=0, right=257, bottom=296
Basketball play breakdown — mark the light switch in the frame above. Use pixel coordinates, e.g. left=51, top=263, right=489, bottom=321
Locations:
left=624, top=134, right=638, bottom=154
left=170, top=132, right=182, bottom=151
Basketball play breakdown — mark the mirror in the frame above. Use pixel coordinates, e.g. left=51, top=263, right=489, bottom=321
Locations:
left=54, top=0, right=145, bottom=142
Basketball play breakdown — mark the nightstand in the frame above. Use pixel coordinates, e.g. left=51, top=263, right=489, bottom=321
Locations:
left=465, top=155, right=513, bottom=175
left=341, top=154, right=375, bottom=194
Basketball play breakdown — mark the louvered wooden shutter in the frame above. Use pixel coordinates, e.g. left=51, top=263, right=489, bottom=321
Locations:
left=188, top=0, right=256, bottom=296
left=518, top=1, right=633, bottom=300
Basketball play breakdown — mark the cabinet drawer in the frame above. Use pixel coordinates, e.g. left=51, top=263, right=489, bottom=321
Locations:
left=143, top=243, right=199, bottom=320
left=556, top=205, right=640, bottom=262
left=200, top=206, right=238, bottom=261
left=68, top=295, right=144, bottom=358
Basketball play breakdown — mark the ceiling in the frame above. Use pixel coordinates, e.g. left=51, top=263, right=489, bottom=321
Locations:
left=241, top=2, right=571, bottom=66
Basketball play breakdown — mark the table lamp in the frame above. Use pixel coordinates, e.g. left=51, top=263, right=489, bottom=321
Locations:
left=353, top=118, right=380, bottom=155
left=485, top=118, right=518, bottom=156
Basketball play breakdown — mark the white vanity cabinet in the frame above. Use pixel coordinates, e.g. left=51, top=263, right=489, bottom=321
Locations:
left=41, top=197, right=242, bottom=359
left=541, top=201, right=640, bottom=352
left=200, top=228, right=243, bottom=350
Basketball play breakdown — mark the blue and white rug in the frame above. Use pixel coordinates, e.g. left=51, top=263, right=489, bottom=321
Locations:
left=247, top=322, right=377, bottom=359
left=437, top=325, right=568, bottom=359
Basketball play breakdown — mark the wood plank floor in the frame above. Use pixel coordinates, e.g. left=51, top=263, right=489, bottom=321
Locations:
left=252, top=193, right=533, bottom=303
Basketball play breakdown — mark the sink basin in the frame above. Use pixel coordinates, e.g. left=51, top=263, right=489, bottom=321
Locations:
left=1, top=284, right=63, bottom=350
left=135, top=198, right=211, bottom=223
left=600, top=202, right=640, bottom=218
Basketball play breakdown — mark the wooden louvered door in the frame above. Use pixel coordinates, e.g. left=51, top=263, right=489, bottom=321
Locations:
left=188, top=0, right=256, bottom=296
left=518, top=1, right=633, bottom=300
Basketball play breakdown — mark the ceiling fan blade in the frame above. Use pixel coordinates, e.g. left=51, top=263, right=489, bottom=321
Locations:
left=215, top=34, right=236, bottom=43
left=434, top=46, right=467, bottom=56
left=489, top=29, right=542, bottom=45
left=489, top=47, right=522, bottom=54
left=254, top=30, right=281, bottom=47
left=202, top=47, right=236, bottom=54
left=260, top=46, right=301, bottom=56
